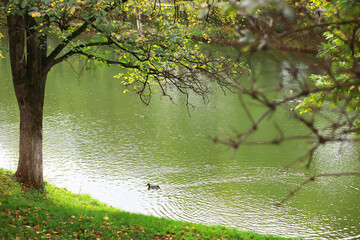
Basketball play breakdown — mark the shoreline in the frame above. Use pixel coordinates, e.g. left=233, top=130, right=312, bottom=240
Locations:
left=0, top=168, right=301, bottom=239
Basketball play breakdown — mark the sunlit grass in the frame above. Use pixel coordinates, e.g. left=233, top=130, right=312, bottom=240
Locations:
left=0, top=168, right=301, bottom=239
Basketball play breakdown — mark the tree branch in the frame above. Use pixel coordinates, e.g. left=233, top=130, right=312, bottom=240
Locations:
left=276, top=172, right=360, bottom=206
left=67, top=50, right=141, bottom=69
left=50, top=41, right=113, bottom=67
left=45, top=17, right=95, bottom=71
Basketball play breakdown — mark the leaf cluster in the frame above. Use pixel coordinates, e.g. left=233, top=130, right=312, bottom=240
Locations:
left=295, top=0, right=360, bottom=123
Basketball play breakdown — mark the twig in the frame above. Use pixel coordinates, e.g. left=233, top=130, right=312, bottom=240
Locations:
left=276, top=172, right=360, bottom=206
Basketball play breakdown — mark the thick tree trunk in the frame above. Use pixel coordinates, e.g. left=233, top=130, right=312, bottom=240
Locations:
left=16, top=88, right=45, bottom=188
left=8, top=14, right=48, bottom=189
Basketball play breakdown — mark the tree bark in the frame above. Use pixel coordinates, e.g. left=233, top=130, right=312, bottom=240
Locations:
left=136, top=6, right=142, bottom=34
left=8, top=14, right=48, bottom=189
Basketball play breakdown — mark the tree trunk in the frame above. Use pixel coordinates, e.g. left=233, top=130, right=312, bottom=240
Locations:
left=136, top=7, right=142, bottom=34
left=8, top=14, right=48, bottom=189
left=16, top=85, right=46, bottom=188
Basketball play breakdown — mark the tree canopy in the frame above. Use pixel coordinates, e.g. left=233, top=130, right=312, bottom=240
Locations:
left=1, top=0, right=240, bottom=102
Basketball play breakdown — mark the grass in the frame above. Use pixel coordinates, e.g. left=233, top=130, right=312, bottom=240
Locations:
left=0, top=168, right=301, bottom=240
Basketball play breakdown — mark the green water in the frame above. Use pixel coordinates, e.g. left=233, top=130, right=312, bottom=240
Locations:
left=0, top=44, right=359, bottom=239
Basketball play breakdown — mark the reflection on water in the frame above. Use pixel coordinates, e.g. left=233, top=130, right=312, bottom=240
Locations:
left=1, top=52, right=360, bottom=240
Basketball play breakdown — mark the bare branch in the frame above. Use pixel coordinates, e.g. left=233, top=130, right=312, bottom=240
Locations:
left=276, top=172, right=360, bottom=206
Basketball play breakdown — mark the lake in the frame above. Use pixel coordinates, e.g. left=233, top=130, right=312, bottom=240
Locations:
left=0, top=41, right=359, bottom=239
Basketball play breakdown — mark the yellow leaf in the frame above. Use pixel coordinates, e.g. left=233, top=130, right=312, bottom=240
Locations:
left=135, top=36, right=143, bottom=42
left=70, top=6, right=76, bottom=14
left=30, top=12, right=41, bottom=18
left=103, top=216, right=109, bottom=221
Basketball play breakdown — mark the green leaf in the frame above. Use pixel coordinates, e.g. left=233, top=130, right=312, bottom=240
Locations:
left=20, top=0, right=27, bottom=8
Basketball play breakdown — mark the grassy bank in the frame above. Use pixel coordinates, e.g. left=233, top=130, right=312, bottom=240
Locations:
left=0, top=169, right=300, bottom=239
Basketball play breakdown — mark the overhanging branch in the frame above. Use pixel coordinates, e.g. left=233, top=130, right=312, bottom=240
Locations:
left=45, top=17, right=95, bottom=70
left=276, top=172, right=360, bottom=206
left=50, top=41, right=113, bottom=67
left=68, top=51, right=141, bottom=69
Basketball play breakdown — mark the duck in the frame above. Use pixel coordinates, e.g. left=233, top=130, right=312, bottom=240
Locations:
left=147, top=183, right=161, bottom=190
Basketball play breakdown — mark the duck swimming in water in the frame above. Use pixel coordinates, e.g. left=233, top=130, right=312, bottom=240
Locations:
left=147, top=183, right=161, bottom=190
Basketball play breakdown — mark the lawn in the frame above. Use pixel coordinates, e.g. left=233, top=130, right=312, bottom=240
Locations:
left=0, top=168, right=301, bottom=239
